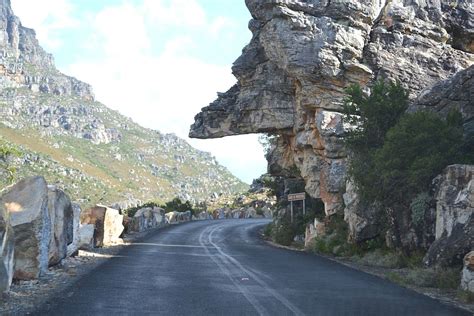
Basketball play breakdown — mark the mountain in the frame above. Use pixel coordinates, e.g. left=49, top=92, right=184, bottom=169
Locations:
left=0, top=0, right=248, bottom=208
left=190, top=1, right=472, bottom=247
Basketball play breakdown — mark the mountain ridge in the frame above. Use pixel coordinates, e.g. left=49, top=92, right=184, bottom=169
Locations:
left=0, top=0, right=248, bottom=208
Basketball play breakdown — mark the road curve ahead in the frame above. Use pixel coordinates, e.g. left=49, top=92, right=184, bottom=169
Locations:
left=35, top=219, right=468, bottom=316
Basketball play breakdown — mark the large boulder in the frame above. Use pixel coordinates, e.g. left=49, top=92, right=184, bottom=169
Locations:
left=424, top=165, right=474, bottom=267
left=130, top=207, right=165, bottom=232
left=165, top=211, right=178, bottom=224
left=77, top=224, right=94, bottom=250
left=67, top=203, right=82, bottom=256
left=2, top=176, right=50, bottom=280
left=47, top=186, right=73, bottom=266
left=0, top=205, right=14, bottom=292
left=461, top=251, right=474, bottom=293
left=80, top=205, right=124, bottom=247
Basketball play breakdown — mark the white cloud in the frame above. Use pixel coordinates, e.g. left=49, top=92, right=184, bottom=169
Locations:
left=11, top=0, right=78, bottom=49
left=143, top=0, right=207, bottom=27
left=11, top=0, right=266, bottom=183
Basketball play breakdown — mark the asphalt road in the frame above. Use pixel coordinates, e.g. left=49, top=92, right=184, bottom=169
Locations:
left=35, top=219, right=469, bottom=316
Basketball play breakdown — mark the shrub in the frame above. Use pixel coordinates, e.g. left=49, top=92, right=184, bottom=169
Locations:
left=163, top=197, right=195, bottom=215
left=410, top=193, right=431, bottom=227
left=373, top=111, right=464, bottom=206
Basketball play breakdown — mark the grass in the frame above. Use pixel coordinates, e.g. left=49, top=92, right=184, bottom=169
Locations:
left=386, top=268, right=461, bottom=289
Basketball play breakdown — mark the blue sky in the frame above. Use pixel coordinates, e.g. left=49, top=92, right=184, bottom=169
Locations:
left=11, top=0, right=267, bottom=184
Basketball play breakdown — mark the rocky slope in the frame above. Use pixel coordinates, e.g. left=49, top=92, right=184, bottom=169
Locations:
left=0, top=0, right=247, bottom=208
left=190, top=0, right=473, bottom=239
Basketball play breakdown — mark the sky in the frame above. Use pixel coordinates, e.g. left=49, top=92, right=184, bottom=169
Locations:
left=10, top=0, right=268, bottom=184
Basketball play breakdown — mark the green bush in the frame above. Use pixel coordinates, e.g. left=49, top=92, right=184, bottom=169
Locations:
left=123, top=201, right=159, bottom=217
left=373, top=111, right=465, bottom=206
left=410, top=193, right=431, bottom=227
left=343, top=82, right=471, bottom=247
left=163, top=197, right=195, bottom=215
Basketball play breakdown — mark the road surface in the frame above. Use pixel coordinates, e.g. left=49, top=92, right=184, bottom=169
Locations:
left=35, top=219, right=469, bottom=315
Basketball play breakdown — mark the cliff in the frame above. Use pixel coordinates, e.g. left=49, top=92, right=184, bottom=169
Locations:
left=190, top=0, right=473, bottom=216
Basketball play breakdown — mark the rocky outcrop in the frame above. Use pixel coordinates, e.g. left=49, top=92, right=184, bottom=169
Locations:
left=343, top=181, right=382, bottom=243
left=409, top=64, right=474, bottom=135
left=190, top=1, right=473, bottom=218
left=0, top=0, right=94, bottom=99
left=424, top=165, right=473, bottom=267
left=80, top=205, right=124, bottom=247
left=461, top=251, right=474, bottom=293
left=47, top=186, right=73, bottom=266
left=2, top=176, right=50, bottom=280
left=0, top=203, right=14, bottom=292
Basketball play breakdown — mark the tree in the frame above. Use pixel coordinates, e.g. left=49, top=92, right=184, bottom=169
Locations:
left=342, top=81, right=409, bottom=202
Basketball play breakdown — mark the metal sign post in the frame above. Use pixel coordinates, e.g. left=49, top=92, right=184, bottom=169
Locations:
left=288, top=192, right=306, bottom=223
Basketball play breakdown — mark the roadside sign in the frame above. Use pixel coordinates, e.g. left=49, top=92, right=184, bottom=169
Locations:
left=287, top=192, right=306, bottom=222
left=288, top=193, right=305, bottom=201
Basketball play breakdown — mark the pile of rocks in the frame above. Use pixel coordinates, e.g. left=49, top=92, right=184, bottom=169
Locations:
left=0, top=177, right=125, bottom=292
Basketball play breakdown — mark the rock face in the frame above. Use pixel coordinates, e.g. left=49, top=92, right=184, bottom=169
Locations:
left=461, top=251, right=474, bottom=293
left=424, top=165, right=473, bottom=267
left=80, top=205, right=124, bottom=247
left=190, top=1, right=473, bottom=218
left=343, top=181, right=382, bottom=243
left=0, top=204, right=14, bottom=292
left=47, top=186, right=73, bottom=266
left=2, top=176, right=50, bottom=280
left=410, top=64, right=474, bottom=136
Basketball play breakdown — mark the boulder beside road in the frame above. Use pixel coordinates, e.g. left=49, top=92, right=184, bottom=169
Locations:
left=81, top=205, right=124, bottom=247
left=2, top=176, right=50, bottom=280
left=0, top=204, right=14, bottom=292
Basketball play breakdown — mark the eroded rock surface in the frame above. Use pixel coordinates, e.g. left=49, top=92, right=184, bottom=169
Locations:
left=424, top=165, right=473, bottom=267
left=130, top=207, right=165, bottom=233
left=190, top=0, right=473, bottom=218
left=80, top=205, right=124, bottom=247
left=2, top=176, right=50, bottom=280
left=47, top=186, right=73, bottom=266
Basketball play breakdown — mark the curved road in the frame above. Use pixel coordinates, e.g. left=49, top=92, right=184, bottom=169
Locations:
left=36, top=219, right=468, bottom=315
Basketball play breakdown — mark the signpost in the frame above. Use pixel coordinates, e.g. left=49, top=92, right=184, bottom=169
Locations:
left=288, top=192, right=306, bottom=223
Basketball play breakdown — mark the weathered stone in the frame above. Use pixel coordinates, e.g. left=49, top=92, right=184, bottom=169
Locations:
left=343, top=181, right=382, bottom=243
left=165, top=211, right=178, bottom=224
left=190, top=0, right=473, bottom=218
left=2, top=176, right=50, bottom=280
left=80, top=205, right=124, bottom=247
left=0, top=204, right=14, bottom=292
left=130, top=207, right=165, bottom=232
left=409, top=65, right=474, bottom=125
left=67, top=203, right=82, bottom=257
left=77, top=224, right=94, bottom=250
left=461, top=251, right=474, bottom=293
left=424, top=165, right=474, bottom=267
left=305, top=218, right=326, bottom=248
left=47, top=186, right=73, bottom=266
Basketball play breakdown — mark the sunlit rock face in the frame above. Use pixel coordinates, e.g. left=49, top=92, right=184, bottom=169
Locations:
left=190, top=0, right=473, bottom=215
